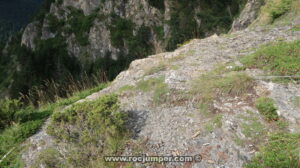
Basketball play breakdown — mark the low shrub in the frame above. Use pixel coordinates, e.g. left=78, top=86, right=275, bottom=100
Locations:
left=0, top=99, right=23, bottom=129
left=47, top=94, right=128, bottom=167
left=32, top=148, right=65, bottom=168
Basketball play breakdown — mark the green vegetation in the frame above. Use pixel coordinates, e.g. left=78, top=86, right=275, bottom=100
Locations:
left=148, top=0, right=165, bottom=11
left=46, top=94, right=128, bottom=167
left=0, top=102, right=50, bottom=167
left=204, top=114, right=223, bottom=132
left=192, top=67, right=254, bottom=113
left=0, top=99, right=24, bottom=129
left=104, top=14, right=155, bottom=80
left=255, top=97, right=279, bottom=121
left=65, top=7, right=97, bottom=46
left=1, top=29, right=109, bottom=104
left=136, top=76, right=170, bottom=104
left=295, top=96, right=300, bottom=107
left=110, top=15, right=153, bottom=60
left=246, top=133, right=300, bottom=168
left=241, top=40, right=300, bottom=78
left=144, top=62, right=168, bottom=76
left=32, top=148, right=65, bottom=168
left=136, top=77, right=164, bottom=92
left=255, top=0, right=295, bottom=24
left=46, top=14, right=65, bottom=33
left=154, top=26, right=164, bottom=40
left=118, top=85, right=135, bottom=93
left=166, top=0, right=246, bottom=50
left=110, top=16, right=135, bottom=48
left=269, top=0, right=293, bottom=20
left=290, top=24, right=300, bottom=31
left=7, top=35, right=82, bottom=101
left=240, top=115, right=266, bottom=140
left=0, top=83, right=107, bottom=168
left=169, top=50, right=195, bottom=62
left=153, top=81, right=169, bottom=105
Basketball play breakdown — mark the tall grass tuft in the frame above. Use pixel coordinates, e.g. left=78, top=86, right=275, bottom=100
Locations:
left=20, top=71, right=107, bottom=106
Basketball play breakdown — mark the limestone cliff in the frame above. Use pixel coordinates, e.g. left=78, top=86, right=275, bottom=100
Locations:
left=21, top=0, right=245, bottom=62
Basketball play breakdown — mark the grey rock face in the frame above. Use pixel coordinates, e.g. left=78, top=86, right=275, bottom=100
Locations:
left=88, top=21, right=119, bottom=60
left=21, top=22, right=40, bottom=49
left=66, top=34, right=81, bottom=58
left=231, top=0, right=263, bottom=32
left=63, top=0, right=101, bottom=15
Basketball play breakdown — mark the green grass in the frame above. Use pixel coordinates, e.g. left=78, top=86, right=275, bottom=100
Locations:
left=153, top=81, right=169, bottom=105
left=255, top=97, right=279, bottom=121
left=32, top=148, right=65, bottom=168
left=118, top=85, right=135, bottom=93
left=46, top=94, right=128, bottom=168
left=54, top=83, right=108, bottom=106
left=246, top=133, right=300, bottom=168
left=241, top=40, right=300, bottom=78
left=0, top=83, right=107, bottom=168
left=136, top=76, right=164, bottom=92
left=136, top=76, right=170, bottom=105
left=294, top=96, right=300, bottom=107
left=241, top=118, right=266, bottom=140
left=269, top=0, right=293, bottom=20
left=192, top=67, right=254, bottom=113
left=0, top=119, right=46, bottom=167
left=290, top=24, right=300, bottom=31
left=254, top=0, right=295, bottom=24
left=144, top=62, right=168, bottom=76
left=169, top=50, right=195, bottom=62
left=204, top=114, right=223, bottom=132
left=65, top=7, right=97, bottom=46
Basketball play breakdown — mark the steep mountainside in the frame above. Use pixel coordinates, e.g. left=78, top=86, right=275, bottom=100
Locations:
left=1, top=0, right=300, bottom=167
left=18, top=0, right=300, bottom=167
left=0, top=0, right=247, bottom=100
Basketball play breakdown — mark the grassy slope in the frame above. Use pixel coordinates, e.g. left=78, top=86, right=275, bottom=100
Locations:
left=241, top=1, right=300, bottom=166
left=0, top=83, right=108, bottom=168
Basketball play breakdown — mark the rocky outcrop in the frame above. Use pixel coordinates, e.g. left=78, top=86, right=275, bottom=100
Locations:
left=19, top=0, right=245, bottom=62
left=45, top=0, right=165, bottom=60
left=21, top=22, right=40, bottom=49
left=231, top=0, right=263, bottom=32
left=63, top=0, right=101, bottom=15
left=22, top=15, right=300, bottom=167
left=88, top=21, right=120, bottom=60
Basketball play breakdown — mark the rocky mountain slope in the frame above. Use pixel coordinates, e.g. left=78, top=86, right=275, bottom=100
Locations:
left=1, top=0, right=247, bottom=99
left=21, top=0, right=300, bottom=167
